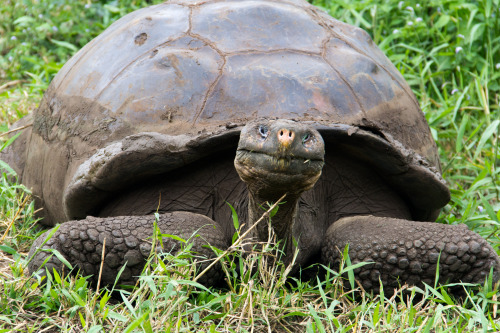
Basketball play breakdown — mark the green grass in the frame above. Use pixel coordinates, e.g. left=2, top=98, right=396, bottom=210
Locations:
left=1, top=0, right=499, bottom=331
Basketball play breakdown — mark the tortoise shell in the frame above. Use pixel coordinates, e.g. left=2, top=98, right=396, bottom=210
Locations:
left=7, top=0, right=449, bottom=224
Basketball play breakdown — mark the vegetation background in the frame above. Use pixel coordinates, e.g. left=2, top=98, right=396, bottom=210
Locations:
left=0, top=0, right=499, bottom=331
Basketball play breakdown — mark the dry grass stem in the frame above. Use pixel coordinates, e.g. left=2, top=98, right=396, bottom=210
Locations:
left=194, top=193, right=286, bottom=282
left=96, top=237, right=106, bottom=294
left=0, top=194, right=30, bottom=242
left=0, top=80, right=25, bottom=92
left=0, top=123, right=33, bottom=138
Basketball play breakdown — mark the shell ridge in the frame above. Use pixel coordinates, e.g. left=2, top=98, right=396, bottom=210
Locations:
left=187, top=2, right=235, bottom=124
left=187, top=3, right=193, bottom=34
left=223, top=48, right=321, bottom=57
left=190, top=0, right=326, bottom=54
left=93, top=35, right=188, bottom=101
left=334, top=34, right=420, bottom=111
left=192, top=55, right=227, bottom=124
left=187, top=12, right=229, bottom=124
left=313, top=11, right=421, bottom=112
left=320, top=38, right=367, bottom=118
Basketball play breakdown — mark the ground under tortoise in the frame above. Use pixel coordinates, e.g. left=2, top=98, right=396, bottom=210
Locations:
left=2, top=0, right=498, bottom=291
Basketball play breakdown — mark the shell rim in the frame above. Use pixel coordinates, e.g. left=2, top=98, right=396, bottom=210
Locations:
left=63, top=122, right=450, bottom=222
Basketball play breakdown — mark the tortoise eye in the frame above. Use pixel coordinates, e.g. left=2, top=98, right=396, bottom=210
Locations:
left=258, top=125, right=268, bottom=138
left=302, top=132, right=315, bottom=147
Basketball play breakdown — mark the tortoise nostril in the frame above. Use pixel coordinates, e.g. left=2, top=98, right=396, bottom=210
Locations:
left=278, top=129, right=293, bottom=137
left=278, top=129, right=295, bottom=144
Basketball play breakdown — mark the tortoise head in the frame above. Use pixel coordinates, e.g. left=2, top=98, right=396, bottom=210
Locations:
left=234, top=119, right=325, bottom=199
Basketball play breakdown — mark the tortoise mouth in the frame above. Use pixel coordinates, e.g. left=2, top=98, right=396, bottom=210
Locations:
left=235, top=148, right=324, bottom=175
left=234, top=148, right=324, bottom=193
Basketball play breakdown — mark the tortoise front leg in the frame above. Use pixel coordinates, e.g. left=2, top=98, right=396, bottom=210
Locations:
left=28, top=212, right=229, bottom=286
left=322, top=216, right=500, bottom=292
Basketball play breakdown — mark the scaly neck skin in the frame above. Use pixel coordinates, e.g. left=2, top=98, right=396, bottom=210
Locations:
left=247, top=189, right=301, bottom=261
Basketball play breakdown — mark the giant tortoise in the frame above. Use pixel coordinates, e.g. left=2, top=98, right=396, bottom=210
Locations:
left=2, top=0, right=498, bottom=291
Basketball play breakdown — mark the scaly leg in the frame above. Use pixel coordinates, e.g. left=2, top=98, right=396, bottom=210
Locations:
left=322, top=216, right=500, bottom=292
left=28, top=212, right=229, bottom=286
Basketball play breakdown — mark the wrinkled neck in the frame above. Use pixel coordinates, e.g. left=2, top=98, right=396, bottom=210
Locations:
left=247, top=190, right=300, bottom=257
